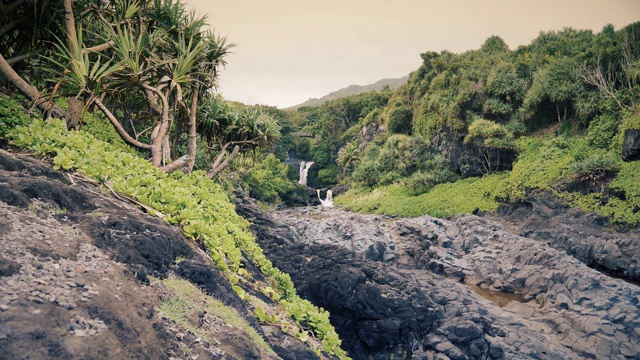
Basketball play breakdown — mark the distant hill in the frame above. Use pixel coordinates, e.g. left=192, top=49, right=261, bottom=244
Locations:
left=287, top=76, right=409, bottom=110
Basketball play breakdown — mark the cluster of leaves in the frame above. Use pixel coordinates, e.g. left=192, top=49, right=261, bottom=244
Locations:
left=348, top=134, right=457, bottom=191
left=7, top=118, right=348, bottom=358
left=0, top=95, right=30, bottom=138
left=569, top=151, right=620, bottom=183
left=464, top=119, right=515, bottom=149
left=241, top=154, right=294, bottom=204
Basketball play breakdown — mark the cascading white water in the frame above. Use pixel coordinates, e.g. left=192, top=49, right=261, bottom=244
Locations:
left=317, top=189, right=334, bottom=207
left=298, top=161, right=314, bottom=186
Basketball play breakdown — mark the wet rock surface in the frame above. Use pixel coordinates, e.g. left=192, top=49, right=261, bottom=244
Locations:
left=236, top=196, right=640, bottom=360
left=0, top=150, right=316, bottom=360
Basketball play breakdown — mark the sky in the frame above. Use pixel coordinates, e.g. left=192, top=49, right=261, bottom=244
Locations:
left=183, top=0, right=640, bottom=109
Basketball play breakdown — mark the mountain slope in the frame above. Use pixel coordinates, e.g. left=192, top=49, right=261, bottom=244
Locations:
left=287, top=76, right=408, bottom=110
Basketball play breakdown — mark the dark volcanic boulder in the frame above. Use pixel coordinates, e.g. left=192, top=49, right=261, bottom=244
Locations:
left=428, top=127, right=517, bottom=178
left=622, top=128, right=640, bottom=161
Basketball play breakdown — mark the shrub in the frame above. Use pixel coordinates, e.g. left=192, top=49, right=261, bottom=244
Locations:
left=413, top=109, right=440, bottom=141
left=584, top=114, right=618, bottom=150
left=464, top=119, right=515, bottom=149
left=317, top=165, right=339, bottom=185
left=402, top=156, right=459, bottom=195
left=243, top=154, right=294, bottom=203
left=349, top=134, right=430, bottom=188
left=386, top=105, right=413, bottom=134
left=569, top=151, right=620, bottom=183
left=0, top=95, right=30, bottom=138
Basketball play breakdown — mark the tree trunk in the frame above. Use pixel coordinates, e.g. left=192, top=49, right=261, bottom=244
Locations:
left=207, top=145, right=240, bottom=179
left=184, top=88, right=198, bottom=172
left=0, top=53, right=65, bottom=118
left=142, top=84, right=170, bottom=168
left=65, top=97, right=83, bottom=130
left=63, top=0, right=78, bottom=56
left=62, top=0, right=87, bottom=130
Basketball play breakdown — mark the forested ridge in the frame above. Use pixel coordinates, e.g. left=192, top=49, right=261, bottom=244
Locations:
left=1, top=0, right=640, bottom=358
left=287, top=23, right=640, bottom=226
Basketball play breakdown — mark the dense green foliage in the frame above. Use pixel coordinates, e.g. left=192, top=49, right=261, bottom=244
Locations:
left=5, top=118, right=347, bottom=358
left=293, top=90, right=393, bottom=186
left=0, top=95, right=30, bottom=138
left=338, top=131, right=640, bottom=226
left=311, top=23, right=640, bottom=227
left=241, top=154, right=293, bottom=203
left=349, top=134, right=457, bottom=190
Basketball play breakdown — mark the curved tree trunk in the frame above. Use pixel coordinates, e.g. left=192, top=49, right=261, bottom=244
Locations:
left=0, top=53, right=65, bottom=118
left=92, top=95, right=153, bottom=150
left=207, top=144, right=240, bottom=179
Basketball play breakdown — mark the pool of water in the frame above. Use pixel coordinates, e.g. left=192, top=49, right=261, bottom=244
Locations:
left=469, top=284, right=524, bottom=308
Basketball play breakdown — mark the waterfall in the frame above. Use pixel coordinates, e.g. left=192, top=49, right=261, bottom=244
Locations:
left=317, top=189, right=334, bottom=208
left=299, top=161, right=314, bottom=186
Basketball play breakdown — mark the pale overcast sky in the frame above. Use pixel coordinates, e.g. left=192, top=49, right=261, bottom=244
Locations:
left=184, top=0, right=640, bottom=108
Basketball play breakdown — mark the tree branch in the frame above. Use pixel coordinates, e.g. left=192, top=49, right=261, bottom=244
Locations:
left=160, top=155, right=189, bottom=173
left=0, top=18, right=24, bottom=38
left=92, top=95, right=153, bottom=150
left=207, top=144, right=240, bottom=178
left=82, top=41, right=115, bottom=55
left=0, top=52, right=65, bottom=118
left=7, top=49, right=43, bottom=66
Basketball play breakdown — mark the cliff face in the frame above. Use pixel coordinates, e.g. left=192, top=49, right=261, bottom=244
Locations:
left=0, top=150, right=317, bottom=360
left=427, top=127, right=517, bottom=178
left=235, top=194, right=640, bottom=359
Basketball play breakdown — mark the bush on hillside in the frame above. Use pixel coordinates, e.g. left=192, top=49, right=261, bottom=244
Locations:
left=0, top=95, right=30, bottom=138
left=242, top=154, right=294, bottom=203
left=386, top=105, right=413, bottom=134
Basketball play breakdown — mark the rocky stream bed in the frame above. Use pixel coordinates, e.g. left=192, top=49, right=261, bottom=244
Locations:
left=236, top=195, right=640, bottom=360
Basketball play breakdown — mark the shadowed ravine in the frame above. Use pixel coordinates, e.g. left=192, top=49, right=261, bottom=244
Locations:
left=235, top=194, right=640, bottom=360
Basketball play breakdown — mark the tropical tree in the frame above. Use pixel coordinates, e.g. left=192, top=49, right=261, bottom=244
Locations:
left=0, top=0, right=66, bottom=117
left=41, top=0, right=234, bottom=172
left=199, top=97, right=282, bottom=178
left=336, top=141, right=360, bottom=176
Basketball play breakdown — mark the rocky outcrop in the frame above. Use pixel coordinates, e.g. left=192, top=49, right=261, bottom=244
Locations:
left=487, top=190, right=640, bottom=282
left=0, top=150, right=318, bottom=360
left=236, top=198, right=640, bottom=360
left=622, top=129, right=640, bottom=162
left=428, top=127, right=517, bottom=178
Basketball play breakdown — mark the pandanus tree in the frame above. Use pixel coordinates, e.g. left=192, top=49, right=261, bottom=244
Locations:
left=32, top=0, right=234, bottom=172
left=0, top=0, right=66, bottom=117
left=199, top=96, right=282, bottom=178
